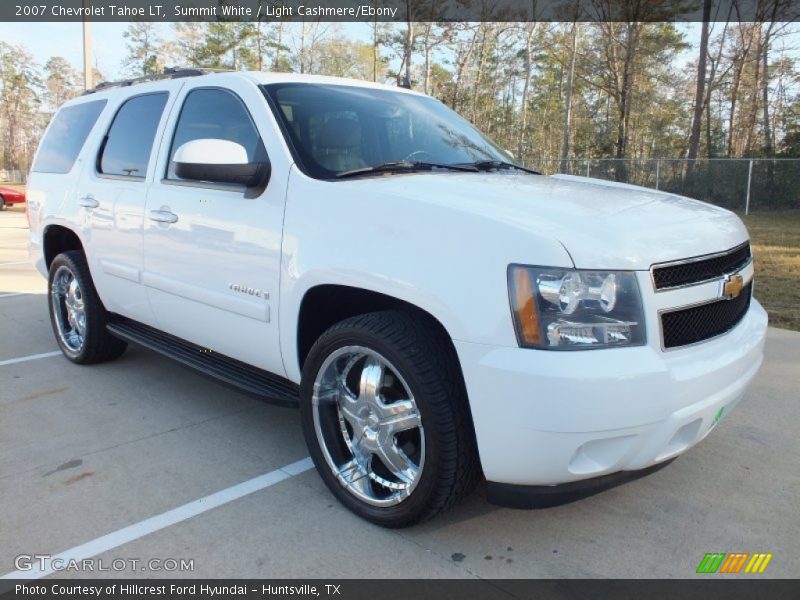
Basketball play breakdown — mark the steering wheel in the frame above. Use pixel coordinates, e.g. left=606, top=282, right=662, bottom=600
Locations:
left=403, top=150, right=434, bottom=162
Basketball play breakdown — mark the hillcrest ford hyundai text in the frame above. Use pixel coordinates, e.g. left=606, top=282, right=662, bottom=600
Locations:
left=26, top=69, right=767, bottom=527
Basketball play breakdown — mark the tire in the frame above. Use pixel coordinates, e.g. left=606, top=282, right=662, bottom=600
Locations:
left=48, top=250, right=127, bottom=364
left=0, top=196, right=6, bottom=210
left=300, top=310, right=479, bottom=527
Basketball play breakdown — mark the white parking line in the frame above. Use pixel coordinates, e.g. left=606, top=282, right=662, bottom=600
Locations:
left=0, top=292, right=29, bottom=299
left=0, top=261, right=31, bottom=267
left=1, top=456, right=315, bottom=580
left=0, top=351, right=62, bottom=367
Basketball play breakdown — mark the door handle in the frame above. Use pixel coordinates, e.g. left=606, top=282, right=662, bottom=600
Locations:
left=148, top=209, right=179, bottom=224
left=77, top=195, right=99, bottom=209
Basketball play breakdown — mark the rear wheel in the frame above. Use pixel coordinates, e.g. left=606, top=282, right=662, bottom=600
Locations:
left=300, top=310, right=479, bottom=527
left=48, top=250, right=127, bottom=364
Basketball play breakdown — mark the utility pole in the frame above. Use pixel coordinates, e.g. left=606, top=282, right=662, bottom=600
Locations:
left=83, top=0, right=93, bottom=90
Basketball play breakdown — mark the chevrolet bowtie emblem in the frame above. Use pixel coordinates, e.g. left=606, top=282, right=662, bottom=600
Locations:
left=722, top=274, right=744, bottom=300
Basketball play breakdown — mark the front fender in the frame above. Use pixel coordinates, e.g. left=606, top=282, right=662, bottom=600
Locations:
left=278, top=169, right=573, bottom=381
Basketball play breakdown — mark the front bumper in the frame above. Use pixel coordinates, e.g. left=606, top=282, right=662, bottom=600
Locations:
left=455, top=299, right=768, bottom=489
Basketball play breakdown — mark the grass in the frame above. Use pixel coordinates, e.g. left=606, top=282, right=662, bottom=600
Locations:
left=740, top=210, right=800, bottom=331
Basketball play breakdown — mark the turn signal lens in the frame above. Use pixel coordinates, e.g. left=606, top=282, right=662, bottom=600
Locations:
left=510, top=267, right=542, bottom=346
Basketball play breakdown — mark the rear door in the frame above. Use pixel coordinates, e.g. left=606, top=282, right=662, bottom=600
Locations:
left=142, top=78, right=288, bottom=376
left=76, top=81, right=183, bottom=325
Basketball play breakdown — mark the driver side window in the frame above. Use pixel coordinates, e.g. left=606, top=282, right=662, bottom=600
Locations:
left=167, top=88, right=265, bottom=181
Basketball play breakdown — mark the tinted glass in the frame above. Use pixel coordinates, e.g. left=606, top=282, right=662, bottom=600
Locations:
left=32, top=100, right=107, bottom=174
left=168, top=89, right=262, bottom=180
left=263, top=83, right=509, bottom=179
left=99, top=93, right=168, bottom=178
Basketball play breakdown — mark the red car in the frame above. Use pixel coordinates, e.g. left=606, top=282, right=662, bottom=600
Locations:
left=0, top=185, right=25, bottom=210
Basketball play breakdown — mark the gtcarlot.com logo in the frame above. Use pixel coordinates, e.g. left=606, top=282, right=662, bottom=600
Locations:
left=696, top=552, right=773, bottom=574
left=14, top=554, right=195, bottom=573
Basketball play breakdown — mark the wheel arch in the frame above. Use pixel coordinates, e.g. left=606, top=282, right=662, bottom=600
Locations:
left=295, top=284, right=464, bottom=384
left=43, top=224, right=84, bottom=269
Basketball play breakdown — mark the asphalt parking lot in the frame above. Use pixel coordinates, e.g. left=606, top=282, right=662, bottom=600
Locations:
left=1, top=205, right=799, bottom=579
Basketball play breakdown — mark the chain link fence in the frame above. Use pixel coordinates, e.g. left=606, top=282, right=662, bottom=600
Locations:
left=528, top=158, right=800, bottom=214
left=3, top=160, right=799, bottom=214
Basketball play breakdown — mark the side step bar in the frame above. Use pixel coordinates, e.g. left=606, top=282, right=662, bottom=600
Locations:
left=107, top=317, right=299, bottom=407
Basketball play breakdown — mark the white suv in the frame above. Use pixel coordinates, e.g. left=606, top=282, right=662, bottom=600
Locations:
left=27, top=69, right=767, bottom=527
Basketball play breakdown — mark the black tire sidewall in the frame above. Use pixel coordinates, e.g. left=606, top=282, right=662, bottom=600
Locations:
left=47, top=251, right=107, bottom=363
left=300, top=317, right=451, bottom=527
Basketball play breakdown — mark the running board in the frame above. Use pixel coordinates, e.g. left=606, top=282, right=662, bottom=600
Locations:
left=107, top=317, right=299, bottom=407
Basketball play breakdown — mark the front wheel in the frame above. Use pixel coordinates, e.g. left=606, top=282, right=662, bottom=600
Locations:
left=300, top=311, right=479, bottom=527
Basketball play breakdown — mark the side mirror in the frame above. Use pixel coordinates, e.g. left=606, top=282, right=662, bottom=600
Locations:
left=173, top=139, right=270, bottom=187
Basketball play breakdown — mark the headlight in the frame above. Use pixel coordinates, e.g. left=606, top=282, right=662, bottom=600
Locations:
left=508, top=265, right=645, bottom=349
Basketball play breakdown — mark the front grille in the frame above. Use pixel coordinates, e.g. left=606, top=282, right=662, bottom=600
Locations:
left=661, top=283, right=752, bottom=349
left=652, top=243, right=751, bottom=290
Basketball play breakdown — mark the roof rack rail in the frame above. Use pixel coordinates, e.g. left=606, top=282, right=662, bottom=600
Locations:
left=82, top=66, right=234, bottom=95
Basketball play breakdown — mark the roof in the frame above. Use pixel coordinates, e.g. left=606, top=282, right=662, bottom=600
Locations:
left=74, top=67, right=423, bottom=105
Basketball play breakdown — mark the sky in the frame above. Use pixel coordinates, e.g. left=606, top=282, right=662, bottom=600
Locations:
left=0, top=21, right=372, bottom=79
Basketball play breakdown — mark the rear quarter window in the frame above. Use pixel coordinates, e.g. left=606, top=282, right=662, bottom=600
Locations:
left=32, top=100, right=107, bottom=174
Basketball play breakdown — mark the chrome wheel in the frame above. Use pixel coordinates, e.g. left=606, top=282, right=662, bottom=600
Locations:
left=51, top=265, right=86, bottom=352
left=312, top=346, right=425, bottom=507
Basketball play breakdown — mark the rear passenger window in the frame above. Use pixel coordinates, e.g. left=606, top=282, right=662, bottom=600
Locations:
left=98, top=93, right=168, bottom=179
left=167, top=88, right=263, bottom=180
left=32, top=100, right=107, bottom=174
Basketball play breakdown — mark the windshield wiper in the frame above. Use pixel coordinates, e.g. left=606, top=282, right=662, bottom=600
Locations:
left=467, top=160, right=541, bottom=175
left=335, top=161, right=479, bottom=179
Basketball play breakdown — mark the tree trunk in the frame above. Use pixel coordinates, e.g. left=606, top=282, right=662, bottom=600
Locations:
left=727, top=23, right=757, bottom=157
left=761, top=29, right=772, bottom=155
left=256, top=23, right=264, bottom=71
left=299, top=23, right=306, bottom=74
left=727, top=62, right=742, bottom=156
left=517, top=24, right=536, bottom=159
left=452, top=26, right=477, bottom=110
left=372, top=19, right=378, bottom=82
left=615, top=23, right=639, bottom=181
left=403, top=8, right=414, bottom=87
left=421, top=22, right=433, bottom=94
left=471, top=24, right=488, bottom=122
left=559, top=22, right=578, bottom=173
left=687, top=0, right=711, bottom=172
left=704, top=20, right=728, bottom=157
left=743, top=23, right=762, bottom=156
left=423, top=43, right=431, bottom=93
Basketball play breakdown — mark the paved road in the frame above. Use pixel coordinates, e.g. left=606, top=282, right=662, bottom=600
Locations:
left=1, top=206, right=798, bottom=579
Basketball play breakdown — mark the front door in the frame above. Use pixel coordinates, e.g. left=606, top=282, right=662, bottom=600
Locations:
left=142, top=79, right=287, bottom=376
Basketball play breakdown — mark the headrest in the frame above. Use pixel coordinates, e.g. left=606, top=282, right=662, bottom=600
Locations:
left=317, top=118, right=362, bottom=149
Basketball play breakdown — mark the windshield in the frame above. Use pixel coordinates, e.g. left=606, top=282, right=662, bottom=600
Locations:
left=262, top=83, right=512, bottom=179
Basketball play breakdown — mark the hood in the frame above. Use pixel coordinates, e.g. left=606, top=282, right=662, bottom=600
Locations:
left=343, top=171, right=749, bottom=270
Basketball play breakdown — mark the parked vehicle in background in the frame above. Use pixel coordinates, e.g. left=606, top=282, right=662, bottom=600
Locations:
left=26, top=69, right=767, bottom=527
left=0, top=185, right=25, bottom=209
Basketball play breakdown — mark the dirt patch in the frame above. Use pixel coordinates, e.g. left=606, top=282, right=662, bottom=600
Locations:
left=64, top=472, right=94, bottom=485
